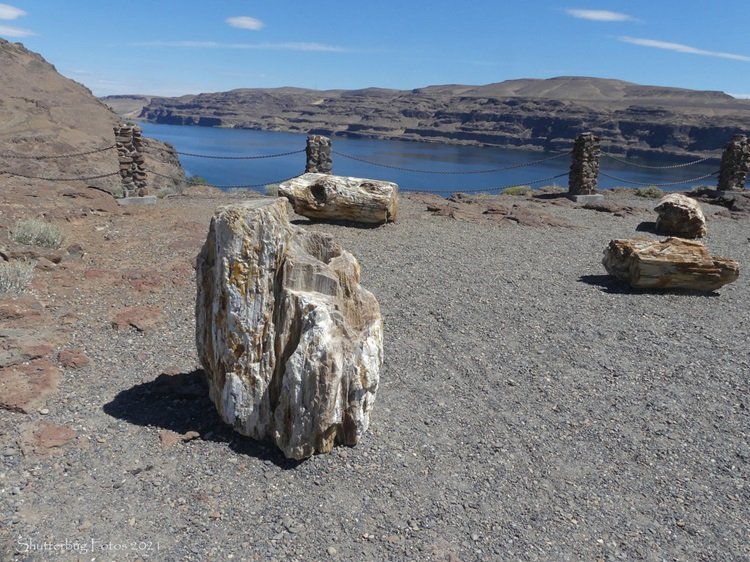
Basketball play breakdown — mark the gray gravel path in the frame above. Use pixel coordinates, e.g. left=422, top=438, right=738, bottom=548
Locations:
left=1, top=192, right=748, bottom=561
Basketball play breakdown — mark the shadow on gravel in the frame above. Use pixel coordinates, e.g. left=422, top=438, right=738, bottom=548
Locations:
left=290, top=218, right=383, bottom=230
left=635, top=221, right=659, bottom=234
left=103, top=370, right=303, bottom=469
left=532, top=193, right=570, bottom=201
left=578, top=274, right=720, bottom=297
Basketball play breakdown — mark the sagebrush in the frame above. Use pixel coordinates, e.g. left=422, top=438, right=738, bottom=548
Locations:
left=503, top=185, right=532, bottom=196
left=0, top=259, right=35, bottom=295
left=635, top=186, right=664, bottom=199
left=11, top=219, right=64, bottom=249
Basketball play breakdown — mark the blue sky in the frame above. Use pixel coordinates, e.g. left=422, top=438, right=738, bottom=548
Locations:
left=1, top=1, right=749, bottom=98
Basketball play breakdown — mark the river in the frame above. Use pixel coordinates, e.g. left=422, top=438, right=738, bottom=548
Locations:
left=140, top=122, right=720, bottom=194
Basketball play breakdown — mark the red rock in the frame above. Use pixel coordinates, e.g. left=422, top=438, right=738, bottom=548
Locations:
left=0, top=359, right=60, bottom=413
left=121, top=269, right=164, bottom=292
left=84, top=268, right=113, bottom=280
left=0, top=297, right=44, bottom=325
left=111, top=305, right=164, bottom=332
left=33, top=422, right=77, bottom=449
left=58, top=348, right=91, bottom=369
left=159, top=429, right=181, bottom=449
left=19, top=421, right=77, bottom=457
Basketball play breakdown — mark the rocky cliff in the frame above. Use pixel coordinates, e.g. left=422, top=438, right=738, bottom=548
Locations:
left=107, top=77, right=750, bottom=160
left=0, top=39, right=184, bottom=194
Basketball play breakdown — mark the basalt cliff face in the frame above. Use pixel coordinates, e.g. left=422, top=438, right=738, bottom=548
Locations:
left=106, top=77, right=750, bottom=160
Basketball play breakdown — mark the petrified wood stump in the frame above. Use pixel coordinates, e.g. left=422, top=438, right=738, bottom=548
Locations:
left=196, top=198, right=383, bottom=459
left=279, top=173, right=398, bottom=224
left=654, top=193, right=707, bottom=238
left=602, top=237, right=739, bottom=291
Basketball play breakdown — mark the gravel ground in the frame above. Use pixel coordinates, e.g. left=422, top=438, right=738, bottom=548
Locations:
left=1, top=191, right=748, bottom=561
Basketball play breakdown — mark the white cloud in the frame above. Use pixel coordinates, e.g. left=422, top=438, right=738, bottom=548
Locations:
left=226, top=16, right=264, bottom=30
left=0, top=3, right=25, bottom=20
left=728, top=93, right=750, bottom=99
left=134, top=40, right=346, bottom=53
left=0, top=23, right=34, bottom=37
left=619, top=36, right=750, bottom=62
left=565, top=9, right=633, bottom=22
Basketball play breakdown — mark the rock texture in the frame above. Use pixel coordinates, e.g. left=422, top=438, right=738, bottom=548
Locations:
left=111, top=76, right=750, bottom=160
left=717, top=134, right=750, bottom=191
left=114, top=124, right=148, bottom=196
left=305, top=135, right=332, bottom=174
left=195, top=198, right=383, bottom=459
left=280, top=173, right=398, bottom=224
left=654, top=193, right=707, bottom=238
left=569, top=133, right=600, bottom=195
left=602, top=238, right=739, bottom=291
left=0, top=39, right=184, bottom=195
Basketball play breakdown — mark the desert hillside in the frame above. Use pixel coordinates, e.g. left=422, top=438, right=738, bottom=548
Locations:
left=0, top=39, right=183, bottom=194
left=105, top=76, right=750, bottom=160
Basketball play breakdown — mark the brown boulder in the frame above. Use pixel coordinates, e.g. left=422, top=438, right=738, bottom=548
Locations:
left=603, top=237, right=739, bottom=291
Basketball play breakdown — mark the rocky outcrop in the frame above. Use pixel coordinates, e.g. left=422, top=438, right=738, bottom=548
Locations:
left=115, top=77, right=750, bottom=160
left=0, top=39, right=185, bottom=195
left=195, top=198, right=383, bottom=459
left=654, top=194, right=707, bottom=238
left=280, top=173, right=398, bottom=224
left=602, top=238, right=739, bottom=291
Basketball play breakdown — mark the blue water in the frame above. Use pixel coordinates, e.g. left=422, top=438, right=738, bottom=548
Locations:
left=140, top=122, right=721, bottom=194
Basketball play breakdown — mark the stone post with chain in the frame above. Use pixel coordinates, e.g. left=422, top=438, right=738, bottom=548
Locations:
left=568, top=132, right=602, bottom=201
left=114, top=123, right=148, bottom=197
left=717, top=134, right=750, bottom=192
left=305, top=135, right=333, bottom=174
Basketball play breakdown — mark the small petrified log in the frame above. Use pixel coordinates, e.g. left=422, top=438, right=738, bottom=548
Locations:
left=279, top=173, right=398, bottom=224
left=195, top=198, right=383, bottom=460
left=654, top=193, right=707, bottom=238
left=602, top=237, right=739, bottom=291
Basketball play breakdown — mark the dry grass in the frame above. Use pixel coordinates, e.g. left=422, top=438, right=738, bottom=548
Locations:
left=0, top=259, right=35, bottom=295
left=11, top=218, right=64, bottom=249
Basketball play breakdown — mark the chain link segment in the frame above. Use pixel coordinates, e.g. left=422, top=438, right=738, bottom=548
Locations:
left=602, top=152, right=718, bottom=170
left=0, top=144, right=117, bottom=160
left=146, top=168, right=295, bottom=189
left=400, top=172, right=569, bottom=194
left=598, top=170, right=720, bottom=187
left=332, top=150, right=571, bottom=175
left=173, top=148, right=305, bottom=160
left=0, top=170, right=121, bottom=182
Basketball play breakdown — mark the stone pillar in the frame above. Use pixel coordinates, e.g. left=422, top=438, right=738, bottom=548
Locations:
left=305, top=135, right=332, bottom=174
left=717, top=134, right=750, bottom=192
left=568, top=132, right=601, bottom=197
left=114, top=123, right=148, bottom=197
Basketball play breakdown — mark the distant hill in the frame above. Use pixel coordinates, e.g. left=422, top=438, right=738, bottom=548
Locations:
left=0, top=39, right=183, bottom=193
left=105, top=76, right=750, bottom=159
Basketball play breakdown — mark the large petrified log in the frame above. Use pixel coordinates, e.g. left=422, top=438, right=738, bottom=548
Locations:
left=602, top=237, right=739, bottom=291
left=654, top=193, right=707, bottom=238
left=196, top=198, right=383, bottom=459
left=279, top=173, right=398, bottom=224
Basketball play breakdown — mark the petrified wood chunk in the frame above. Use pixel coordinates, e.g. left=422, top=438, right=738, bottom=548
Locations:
left=279, top=173, right=398, bottom=224
left=654, top=193, right=707, bottom=238
left=195, top=198, right=383, bottom=460
left=602, top=237, right=739, bottom=291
